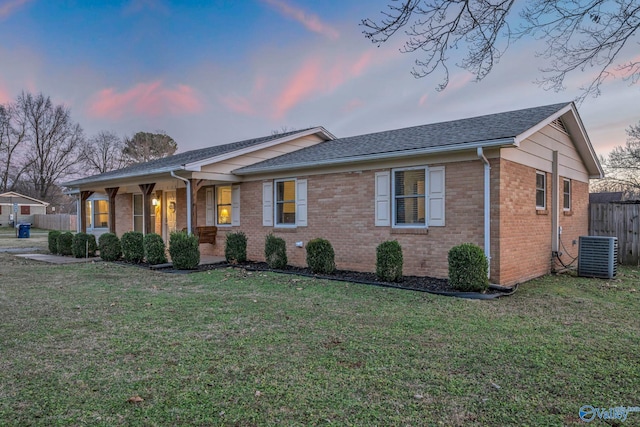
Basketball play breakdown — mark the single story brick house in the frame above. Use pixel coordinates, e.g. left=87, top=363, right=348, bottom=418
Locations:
left=0, top=192, right=49, bottom=227
left=63, top=102, right=602, bottom=286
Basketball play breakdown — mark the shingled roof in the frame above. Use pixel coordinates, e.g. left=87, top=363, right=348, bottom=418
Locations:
left=234, top=102, right=573, bottom=175
left=63, top=127, right=331, bottom=187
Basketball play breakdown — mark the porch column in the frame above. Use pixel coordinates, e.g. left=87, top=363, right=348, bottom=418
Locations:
left=79, top=191, right=94, bottom=233
left=139, top=183, right=156, bottom=234
left=190, top=179, right=204, bottom=232
left=105, top=187, right=119, bottom=234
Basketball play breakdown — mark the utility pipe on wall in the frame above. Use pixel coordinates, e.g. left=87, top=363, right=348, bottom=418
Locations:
left=477, top=147, right=491, bottom=278
left=170, top=170, right=192, bottom=235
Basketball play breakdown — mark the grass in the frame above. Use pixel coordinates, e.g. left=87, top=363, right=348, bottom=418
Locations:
left=1, top=235, right=639, bottom=426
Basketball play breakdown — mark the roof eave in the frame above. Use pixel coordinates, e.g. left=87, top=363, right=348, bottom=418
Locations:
left=234, top=138, right=516, bottom=175
left=62, top=165, right=187, bottom=189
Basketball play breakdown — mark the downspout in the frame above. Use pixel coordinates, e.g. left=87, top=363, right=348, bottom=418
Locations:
left=551, top=151, right=559, bottom=254
left=170, top=170, right=192, bottom=235
left=477, top=147, right=491, bottom=279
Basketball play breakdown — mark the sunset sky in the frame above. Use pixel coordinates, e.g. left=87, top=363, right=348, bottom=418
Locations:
left=1, top=0, right=638, bottom=157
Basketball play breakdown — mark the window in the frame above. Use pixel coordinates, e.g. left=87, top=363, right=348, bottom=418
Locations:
left=85, top=199, right=109, bottom=229
left=393, top=168, right=426, bottom=227
left=133, top=194, right=143, bottom=232
left=263, top=179, right=307, bottom=227
left=94, top=200, right=109, bottom=228
left=276, top=179, right=296, bottom=225
left=21, top=205, right=30, bottom=215
left=217, top=185, right=232, bottom=225
left=536, top=172, right=546, bottom=209
left=563, top=179, right=571, bottom=210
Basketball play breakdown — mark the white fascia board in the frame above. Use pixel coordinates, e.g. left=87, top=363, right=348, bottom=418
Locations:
left=63, top=165, right=188, bottom=188
left=234, top=138, right=515, bottom=175
left=184, top=127, right=336, bottom=172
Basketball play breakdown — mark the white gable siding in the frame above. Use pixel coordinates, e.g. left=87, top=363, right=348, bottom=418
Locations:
left=501, top=124, right=589, bottom=182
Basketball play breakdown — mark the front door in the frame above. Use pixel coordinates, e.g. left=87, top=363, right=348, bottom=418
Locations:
left=165, top=191, right=177, bottom=241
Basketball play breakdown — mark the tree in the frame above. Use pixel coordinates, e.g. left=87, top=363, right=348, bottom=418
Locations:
left=17, top=92, right=85, bottom=200
left=82, top=130, right=126, bottom=174
left=122, top=131, right=177, bottom=165
left=0, top=102, right=30, bottom=192
left=596, top=121, right=640, bottom=194
left=362, top=0, right=640, bottom=99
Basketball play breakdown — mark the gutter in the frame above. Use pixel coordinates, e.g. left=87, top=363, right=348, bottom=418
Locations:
left=170, top=170, right=192, bottom=235
left=477, top=147, right=491, bottom=279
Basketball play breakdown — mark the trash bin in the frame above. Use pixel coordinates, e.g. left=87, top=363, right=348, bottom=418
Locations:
left=17, top=223, right=31, bottom=238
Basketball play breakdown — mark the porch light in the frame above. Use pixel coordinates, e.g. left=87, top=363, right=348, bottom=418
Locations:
left=152, top=198, right=159, bottom=206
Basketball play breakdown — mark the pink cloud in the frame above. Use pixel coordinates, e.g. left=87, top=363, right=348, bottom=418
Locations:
left=0, top=0, right=32, bottom=19
left=273, top=57, right=323, bottom=119
left=220, top=95, right=255, bottom=115
left=88, top=81, right=203, bottom=119
left=262, top=0, right=339, bottom=40
left=0, top=85, right=10, bottom=104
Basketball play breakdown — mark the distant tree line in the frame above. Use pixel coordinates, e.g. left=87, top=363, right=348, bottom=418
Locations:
left=0, top=91, right=177, bottom=212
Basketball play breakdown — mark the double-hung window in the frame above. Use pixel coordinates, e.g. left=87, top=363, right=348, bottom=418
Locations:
left=217, top=185, right=232, bottom=225
left=375, top=166, right=445, bottom=228
left=393, top=168, right=426, bottom=227
left=262, top=179, right=307, bottom=227
left=563, top=179, right=571, bottom=211
left=536, top=171, right=546, bottom=209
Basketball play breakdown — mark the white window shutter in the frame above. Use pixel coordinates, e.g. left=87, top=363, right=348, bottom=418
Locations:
left=296, top=179, right=307, bottom=227
left=374, top=171, right=391, bottom=226
left=428, top=166, right=445, bottom=226
left=262, top=182, right=273, bottom=226
left=231, top=185, right=240, bottom=226
left=205, top=188, right=215, bottom=226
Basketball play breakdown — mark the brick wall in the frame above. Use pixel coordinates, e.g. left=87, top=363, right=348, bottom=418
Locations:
left=222, top=161, right=486, bottom=279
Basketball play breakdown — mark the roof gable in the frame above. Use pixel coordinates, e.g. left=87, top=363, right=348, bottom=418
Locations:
left=0, top=192, right=49, bottom=206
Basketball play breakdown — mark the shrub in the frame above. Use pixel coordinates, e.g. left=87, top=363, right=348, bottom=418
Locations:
left=121, top=231, right=144, bottom=263
left=169, top=231, right=200, bottom=270
left=72, top=232, right=97, bottom=258
left=225, top=231, right=247, bottom=263
left=376, top=240, right=403, bottom=282
left=448, top=243, right=489, bottom=292
left=48, top=230, right=61, bottom=254
left=264, top=233, right=287, bottom=269
left=144, top=233, right=167, bottom=265
left=57, top=232, right=73, bottom=256
left=306, top=238, right=335, bottom=274
left=98, top=233, right=121, bottom=261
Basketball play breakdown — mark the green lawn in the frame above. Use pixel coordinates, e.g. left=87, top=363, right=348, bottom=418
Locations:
left=0, top=237, right=639, bottom=426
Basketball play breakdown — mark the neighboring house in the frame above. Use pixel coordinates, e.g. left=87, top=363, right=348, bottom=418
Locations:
left=0, top=192, right=49, bottom=226
left=63, top=102, right=603, bottom=286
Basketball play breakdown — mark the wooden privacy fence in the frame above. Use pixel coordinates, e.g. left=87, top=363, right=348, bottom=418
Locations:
left=589, top=203, right=640, bottom=265
left=33, top=214, right=77, bottom=231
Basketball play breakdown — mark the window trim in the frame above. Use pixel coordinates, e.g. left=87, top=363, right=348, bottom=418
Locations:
left=274, top=178, right=297, bottom=228
left=215, top=185, right=233, bottom=227
left=563, top=178, right=571, bottom=211
left=392, top=166, right=428, bottom=229
left=536, top=171, right=546, bottom=210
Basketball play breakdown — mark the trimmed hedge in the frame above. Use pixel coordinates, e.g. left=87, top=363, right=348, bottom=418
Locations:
left=448, top=243, right=489, bottom=292
left=57, top=232, right=73, bottom=256
left=169, top=231, right=200, bottom=270
left=98, top=233, right=122, bottom=261
left=265, top=233, right=287, bottom=269
left=306, top=238, right=335, bottom=274
left=144, top=233, right=167, bottom=265
left=376, top=240, right=403, bottom=282
left=48, top=230, right=61, bottom=254
left=72, top=232, right=97, bottom=258
left=225, top=231, right=247, bottom=263
left=121, top=231, right=144, bottom=263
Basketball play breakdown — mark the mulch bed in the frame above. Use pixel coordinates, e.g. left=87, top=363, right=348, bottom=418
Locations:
left=190, top=261, right=515, bottom=298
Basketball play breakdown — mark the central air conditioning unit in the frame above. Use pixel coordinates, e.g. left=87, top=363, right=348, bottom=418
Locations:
left=577, top=236, right=618, bottom=279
